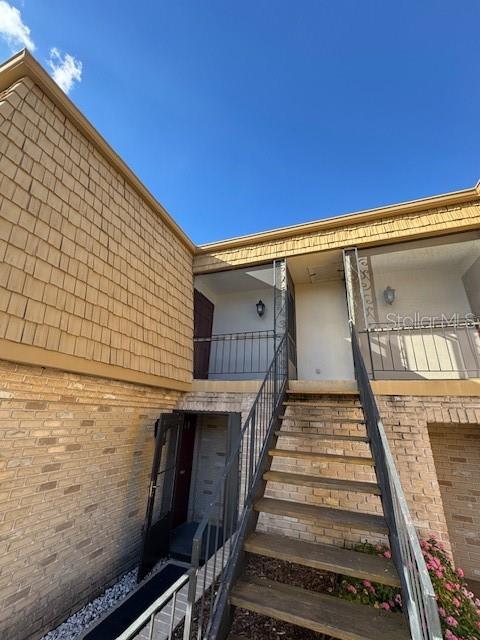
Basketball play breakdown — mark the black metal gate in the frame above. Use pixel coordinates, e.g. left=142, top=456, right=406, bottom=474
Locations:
left=137, top=412, right=184, bottom=581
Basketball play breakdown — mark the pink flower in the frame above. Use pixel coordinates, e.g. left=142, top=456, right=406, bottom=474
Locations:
left=395, top=594, right=402, bottom=606
left=383, top=550, right=392, bottom=559
left=438, top=607, right=446, bottom=618
left=445, top=616, right=458, bottom=628
left=444, top=582, right=454, bottom=591
left=380, top=602, right=390, bottom=610
left=477, top=621, right=480, bottom=631
left=452, top=597, right=460, bottom=608
left=362, top=580, right=372, bottom=588
left=435, top=570, right=443, bottom=579
left=346, top=584, right=357, bottom=594
left=444, top=631, right=458, bottom=640
left=455, top=567, right=464, bottom=578
left=475, top=597, right=480, bottom=608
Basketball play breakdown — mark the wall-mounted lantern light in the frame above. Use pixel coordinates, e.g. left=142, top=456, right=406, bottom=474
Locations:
left=383, top=286, right=396, bottom=305
left=256, top=300, right=266, bottom=317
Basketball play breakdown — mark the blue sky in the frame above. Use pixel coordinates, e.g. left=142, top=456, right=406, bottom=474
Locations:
left=1, top=1, right=479, bottom=243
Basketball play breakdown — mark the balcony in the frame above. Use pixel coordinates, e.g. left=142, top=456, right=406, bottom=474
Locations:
left=194, top=330, right=275, bottom=380
left=360, top=317, right=480, bottom=380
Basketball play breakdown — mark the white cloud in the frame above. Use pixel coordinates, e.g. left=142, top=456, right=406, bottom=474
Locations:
left=0, top=0, right=35, bottom=51
left=47, top=47, right=82, bottom=94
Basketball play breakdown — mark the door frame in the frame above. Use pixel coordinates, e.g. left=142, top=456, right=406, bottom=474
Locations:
left=175, top=409, right=242, bottom=529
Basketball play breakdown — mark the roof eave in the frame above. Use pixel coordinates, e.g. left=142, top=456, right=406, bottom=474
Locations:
left=196, top=182, right=480, bottom=254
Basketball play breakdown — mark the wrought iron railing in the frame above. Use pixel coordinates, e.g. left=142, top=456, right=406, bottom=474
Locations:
left=185, top=332, right=288, bottom=638
left=194, top=330, right=275, bottom=378
left=361, top=317, right=480, bottom=379
left=351, top=325, right=442, bottom=640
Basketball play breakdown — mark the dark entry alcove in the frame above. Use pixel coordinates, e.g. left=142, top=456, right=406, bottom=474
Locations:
left=138, top=411, right=241, bottom=580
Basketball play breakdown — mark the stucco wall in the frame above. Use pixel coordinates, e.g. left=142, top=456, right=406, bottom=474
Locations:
left=365, top=254, right=480, bottom=379
left=194, top=276, right=275, bottom=379
left=370, top=263, right=471, bottom=323
left=295, top=280, right=354, bottom=380
left=463, top=256, right=480, bottom=317
left=0, top=76, right=193, bottom=387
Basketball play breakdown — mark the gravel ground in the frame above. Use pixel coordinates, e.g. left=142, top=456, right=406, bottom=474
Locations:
left=230, top=555, right=337, bottom=639
left=40, top=568, right=139, bottom=640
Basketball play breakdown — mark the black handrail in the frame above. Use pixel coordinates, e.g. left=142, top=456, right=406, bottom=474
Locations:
left=184, top=332, right=288, bottom=639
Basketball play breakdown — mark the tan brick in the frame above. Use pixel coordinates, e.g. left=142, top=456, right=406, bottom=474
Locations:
left=0, top=358, right=179, bottom=640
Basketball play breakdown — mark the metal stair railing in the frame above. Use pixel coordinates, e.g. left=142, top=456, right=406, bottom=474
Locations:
left=112, top=334, right=287, bottom=640
left=183, top=331, right=288, bottom=639
left=351, top=325, right=442, bottom=640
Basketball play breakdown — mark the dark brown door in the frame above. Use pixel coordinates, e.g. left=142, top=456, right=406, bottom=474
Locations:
left=194, top=289, right=214, bottom=379
left=171, top=416, right=196, bottom=528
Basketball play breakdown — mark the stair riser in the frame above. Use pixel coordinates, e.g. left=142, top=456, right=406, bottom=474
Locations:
left=274, top=438, right=371, bottom=457
left=279, top=427, right=368, bottom=441
left=284, top=401, right=362, bottom=408
left=280, top=417, right=366, bottom=426
left=255, top=499, right=388, bottom=534
left=269, top=450, right=374, bottom=466
left=263, top=471, right=381, bottom=495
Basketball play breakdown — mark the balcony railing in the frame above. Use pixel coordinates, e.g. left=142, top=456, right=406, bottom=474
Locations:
left=194, top=330, right=275, bottom=379
left=360, top=317, right=480, bottom=379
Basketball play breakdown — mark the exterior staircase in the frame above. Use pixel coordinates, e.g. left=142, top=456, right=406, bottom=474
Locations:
left=227, top=388, right=410, bottom=640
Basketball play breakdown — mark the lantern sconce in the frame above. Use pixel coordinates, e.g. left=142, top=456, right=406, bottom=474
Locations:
left=383, top=286, right=395, bottom=305
left=256, top=300, right=266, bottom=317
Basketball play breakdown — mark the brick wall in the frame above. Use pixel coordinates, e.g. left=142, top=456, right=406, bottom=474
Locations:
left=428, top=422, right=480, bottom=581
left=258, top=394, right=480, bottom=562
left=0, top=76, right=193, bottom=384
left=176, top=390, right=257, bottom=417
left=0, top=359, right=181, bottom=640
left=178, top=392, right=480, bottom=566
left=259, top=395, right=386, bottom=548
left=379, top=394, right=480, bottom=549
left=188, top=414, right=228, bottom=522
